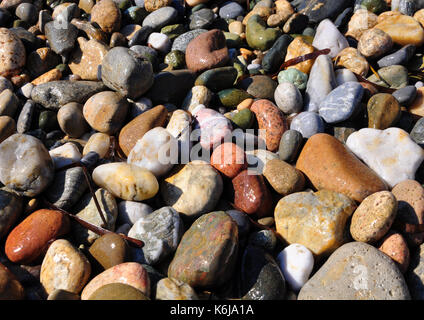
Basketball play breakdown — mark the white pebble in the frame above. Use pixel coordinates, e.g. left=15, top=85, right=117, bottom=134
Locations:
left=335, top=68, right=358, bottom=86
left=276, top=244, right=314, bottom=292
left=147, top=32, right=171, bottom=53
left=274, top=82, right=303, bottom=114
left=49, top=142, right=82, bottom=169
left=17, top=82, right=34, bottom=98
left=118, top=200, right=153, bottom=225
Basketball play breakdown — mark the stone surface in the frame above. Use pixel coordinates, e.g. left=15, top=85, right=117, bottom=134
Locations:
left=275, top=190, right=357, bottom=257
left=0, top=263, right=25, bottom=300
left=296, top=133, right=388, bottom=202
left=5, top=209, right=70, bottom=264
left=406, top=242, right=424, bottom=298
left=290, top=112, right=325, bottom=138
left=263, top=159, right=305, bottom=196
left=57, top=103, right=89, bottom=138
left=93, top=163, right=159, bottom=202
left=161, top=161, right=223, bottom=220
left=284, top=36, right=315, bottom=74
left=81, top=262, right=150, bottom=299
left=210, top=142, right=247, bottom=179
left=49, top=142, right=82, bottom=169
left=377, top=44, right=416, bottom=68
left=374, top=14, right=424, bottom=46
left=346, top=9, right=378, bottom=40
left=0, top=189, right=22, bottom=239
left=274, top=82, right=303, bottom=114
left=346, top=128, right=424, bottom=188
left=298, top=242, right=411, bottom=300
left=90, top=0, right=121, bottom=33
left=87, top=283, right=149, bottom=300
left=335, top=47, right=369, bottom=77
left=367, top=93, right=401, bottom=129
left=379, top=231, right=410, bottom=274
left=128, top=206, right=183, bottom=265
left=358, top=28, right=393, bottom=59
left=142, top=6, right=178, bottom=30
left=168, top=211, right=238, bottom=288
left=40, top=239, right=91, bottom=295
left=44, top=21, right=78, bottom=55
left=0, top=134, right=54, bottom=197
left=246, top=14, right=281, bottom=51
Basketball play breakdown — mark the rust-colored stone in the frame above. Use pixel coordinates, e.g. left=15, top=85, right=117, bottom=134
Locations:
left=210, top=142, right=247, bottom=179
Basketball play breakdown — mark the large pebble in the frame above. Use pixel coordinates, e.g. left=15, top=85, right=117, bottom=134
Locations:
left=0, top=28, right=26, bottom=78
left=290, top=112, right=325, bottom=138
left=296, top=133, right=388, bottom=202
left=168, top=211, right=238, bottom=288
left=142, top=6, right=178, bottom=30
left=350, top=191, right=398, bottom=243
left=298, top=242, right=411, bottom=300
left=128, top=206, right=183, bottom=265
left=263, top=159, right=305, bottom=196
left=90, top=0, right=121, bottom=33
left=346, top=128, right=424, bottom=188
left=0, top=134, right=54, bottom=197
left=81, top=262, right=150, bottom=300
left=93, top=163, right=159, bottom=201
left=161, top=161, right=223, bottom=220
left=40, top=239, right=91, bottom=295
left=367, top=93, right=401, bottom=129
left=210, top=142, right=247, bottom=179
left=275, top=190, right=357, bottom=257
left=57, top=103, right=89, bottom=138
left=5, top=209, right=70, bottom=264
left=358, top=28, right=393, bottom=59
left=276, top=244, right=314, bottom=292
left=274, top=82, right=303, bottom=114
left=374, top=14, right=424, bottom=46
left=312, top=19, right=348, bottom=58
left=318, top=81, right=364, bottom=124
left=88, top=233, right=129, bottom=270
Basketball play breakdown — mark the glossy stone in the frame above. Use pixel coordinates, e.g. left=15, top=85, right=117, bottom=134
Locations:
left=89, top=233, right=129, bottom=270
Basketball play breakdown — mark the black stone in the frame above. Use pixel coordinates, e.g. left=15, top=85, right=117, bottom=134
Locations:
left=128, top=26, right=153, bottom=47
left=294, top=0, right=354, bottom=24
left=262, top=35, right=293, bottom=74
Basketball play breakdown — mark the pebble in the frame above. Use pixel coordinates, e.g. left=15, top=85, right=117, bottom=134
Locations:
left=350, top=191, right=398, bottom=243
left=27, top=48, right=61, bottom=79
left=298, top=242, right=411, bottom=300
left=374, top=14, right=424, bottom=47
left=101, top=47, right=154, bottom=100
left=367, top=93, right=401, bottom=129
left=90, top=0, right=121, bottom=33
left=276, top=244, right=314, bottom=292
left=346, top=128, right=424, bottom=188
left=393, top=85, right=417, bottom=106
left=284, top=36, right=315, bottom=74
left=142, top=6, right=178, bottom=30
left=406, top=242, right=424, bottom=298
left=296, top=133, right=388, bottom=202
left=232, top=169, right=273, bottom=218
left=189, top=8, right=215, bottom=30
left=250, top=99, right=287, bottom=152
left=0, top=134, right=54, bottom=197
left=156, top=278, right=198, bottom=300
left=161, top=161, right=223, bottom=220
left=290, top=112, right=325, bottom=139
left=248, top=229, right=277, bottom=252
left=31, top=80, right=107, bottom=110
left=346, top=9, right=378, bottom=40
left=57, top=103, right=89, bottom=138
left=210, top=142, right=247, bottom=179
left=312, top=19, right=349, bottom=58
left=239, top=75, right=277, bottom=100
left=88, top=233, right=129, bottom=270
left=49, top=142, right=82, bottom=169
left=171, top=29, right=207, bottom=52
left=185, top=29, right=229, bottom=73
left=246, top=14, right=281, bottom=51
left=377, top=44, right=416, bottom=68
left=195, top=66, right=237, bottom=92
left=358, top=28, right=393, bottom=59
left=279, top=129, right=303, bottom=163
left=0, top=89, right=18, bottom=118
left=304, top=54, right=336, bottom=113
left=92, top=163, right=159, bottom=201
left=263, top=159, right=305, bottom=196
left=40, top=239, right=91, bottom=295
left=335, top=68, right=358, bottom=86
left=379, top=231, right=410, bottom=273
left=368, top=65, right=409, bottom=89
left=44, top=21, right=78, bottom=55
left=277, top=69, right=308, bottom=91
left=5, top=209, right=70, bottom=264
left=0, top=116, right=15, bottom=143
left=0, top=76, right=12, bottom=94
left=275, top=190, right=357, bottom=257
left=0, top=28, right=26, bottom=78
left=81, top=262, right=150, bottom=300
left=219, top=2, right=244, bottom=19
left=128, top=206, right=183, bottom=265
left=335, top=47, right=369, bottom=77
left=147, top=32, right=171, bottom=53
left=87, top=283, right=149, bottom=300
left=274, top=82, right=303, bottom=114
left=168, top=211, right=238, bottom=288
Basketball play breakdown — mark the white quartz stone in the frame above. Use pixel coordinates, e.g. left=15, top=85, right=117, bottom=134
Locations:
left=312, top=19, right=349, bottom=58
left=276, top=244, right=314, bottom=292
left=128, top=127, right=177, bottom=177
left=147, top=32, right=171, bottom=53
left=274, top=81, right=303, bottom=114
left=346, top=128, right=424, bottom=188
left=49, top=142, right=82, bottom=169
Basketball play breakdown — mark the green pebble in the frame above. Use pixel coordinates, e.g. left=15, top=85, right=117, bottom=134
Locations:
left=367, top=65, right=409, bottom=89
left=229, top=108, right=254, bottom=129
left=161, top=24, right=188, bottom=40
left=195, top=66, right=238, bottom=92
left=39, top=110, right=58, bottom=132
left=277, top=69, right=308, bottom=90
left=218, top=88, right=252, bottom=108
left=233, top=62, right=247, bottom=83
left=224, top=32, right=243, bottom=48
left=246, top=14, right=281, bottom=51
left=164, top=50, right=185, bottom=69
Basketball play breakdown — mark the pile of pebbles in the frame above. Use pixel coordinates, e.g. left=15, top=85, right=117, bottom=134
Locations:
left=2, top=0, right=424, bottom=300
